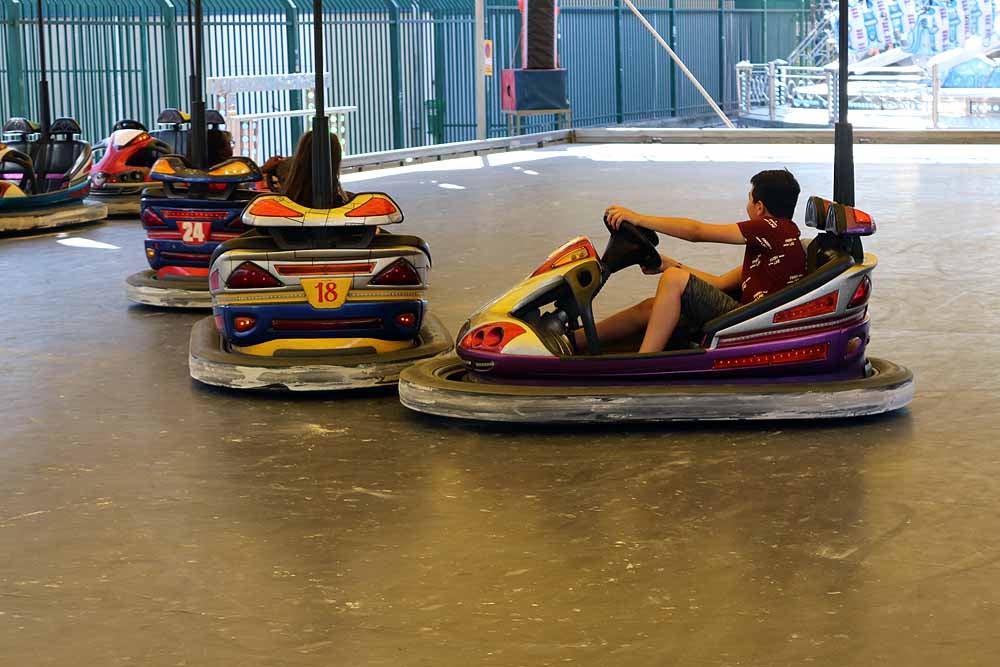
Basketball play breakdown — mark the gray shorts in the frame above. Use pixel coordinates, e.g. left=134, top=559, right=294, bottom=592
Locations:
left=669, top=275, right=740, bottom=347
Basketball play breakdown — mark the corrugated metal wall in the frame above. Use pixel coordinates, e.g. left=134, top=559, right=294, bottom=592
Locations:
left=0, top=0, right=807, bottom=155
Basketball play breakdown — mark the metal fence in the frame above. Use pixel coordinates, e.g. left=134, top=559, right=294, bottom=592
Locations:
left=0, top=0, right=808, bottom=156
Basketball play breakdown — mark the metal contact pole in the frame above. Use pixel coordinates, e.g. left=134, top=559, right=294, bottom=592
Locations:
left=475, top=0, right=487, bottom=140
left=36, top=0, right=51, bottom=134
left=311, top=0, right=333, bottom=208
left=190, top=0, right=207, bottom=168
left=832, top=0, right=854, bottom=205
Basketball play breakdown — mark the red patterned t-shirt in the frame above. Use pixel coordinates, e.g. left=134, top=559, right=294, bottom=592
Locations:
left=736, top=217, right=807, bottom=305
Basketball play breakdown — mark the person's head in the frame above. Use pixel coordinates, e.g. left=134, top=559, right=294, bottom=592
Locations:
left=283, top=131, right=344, bottom=208
left=747, top=169, right=800, bottom=219
left=186, top=129, right=233, bottom=166
left=206, top=129, right=234, bottom=164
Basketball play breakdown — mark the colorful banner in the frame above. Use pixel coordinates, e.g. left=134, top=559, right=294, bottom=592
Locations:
left=834, top=0, right=1000, bottom=55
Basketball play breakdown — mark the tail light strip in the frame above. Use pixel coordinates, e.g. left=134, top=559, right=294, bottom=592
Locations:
left=714, top=310, right=866, bottom=348
left=275, top=262, right=375, bottom=276
left=713, top=343, right=830, bottom=369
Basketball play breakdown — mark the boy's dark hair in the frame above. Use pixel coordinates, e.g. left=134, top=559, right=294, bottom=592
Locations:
left=750, top=169, right=800, bottom=219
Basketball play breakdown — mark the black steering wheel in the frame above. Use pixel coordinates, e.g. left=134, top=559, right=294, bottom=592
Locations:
left=600, top=217, right=661, bottom=276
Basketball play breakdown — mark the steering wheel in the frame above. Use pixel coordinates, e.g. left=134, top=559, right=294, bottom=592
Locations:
left=600, top=217, right=661, bottom=276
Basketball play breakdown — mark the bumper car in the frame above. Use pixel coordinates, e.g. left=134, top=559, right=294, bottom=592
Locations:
left=188, top=192, right=451, bottom=391
left=399, top=198, right=913, bottom=423
left=88, top=112, right=181, bottom=215
left=125, top=153, right=261, bottom=309
left=0, top=116, right=107, bottom=233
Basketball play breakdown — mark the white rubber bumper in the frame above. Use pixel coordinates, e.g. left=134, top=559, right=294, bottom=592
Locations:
left=188, top=314, right=453, bottom=392
left=125, top=269, right=213, bottom=309
left=87, top=195, right=140, bottom=217
left=0, top=200, right=107, bottom=233
left=398, top=355, right=914, bottom=423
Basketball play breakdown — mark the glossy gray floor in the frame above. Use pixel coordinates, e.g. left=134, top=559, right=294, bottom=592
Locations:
left=2, top=144, right=996, bottom=666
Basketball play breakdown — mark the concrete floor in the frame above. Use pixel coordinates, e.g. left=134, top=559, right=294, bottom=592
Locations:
left=1, top=143, right=998, bottom=665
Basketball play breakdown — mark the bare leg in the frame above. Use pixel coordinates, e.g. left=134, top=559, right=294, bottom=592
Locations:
left=639, top=268, right=690, bottom=354
left=573, top=298, right=653, bottom=349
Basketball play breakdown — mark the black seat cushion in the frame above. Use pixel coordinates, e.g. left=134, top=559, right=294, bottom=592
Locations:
left=149, top=129, right=188, bottom=156
left=156, top=108, right=190, bottom=125
left=49, top=117, right=82, bottom=136
left=3, top=117, right=38, bottom=134
left=33, top=139, right=90, bottom=192
left=112, top=119, right=147, bottom=132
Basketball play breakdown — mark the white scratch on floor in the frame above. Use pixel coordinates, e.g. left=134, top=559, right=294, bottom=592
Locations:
left=815, top=546, right=859, bottom=560
left=438, top=183, right=465, bottom=190
left=306, top=424, right=349, bottom=436
left=352, top=486, right=394, bottom=499
left=57, top=238, right=120, bottom=250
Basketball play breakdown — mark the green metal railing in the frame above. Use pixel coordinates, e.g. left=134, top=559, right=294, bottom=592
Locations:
left=0, top=0, right=807, bottom=156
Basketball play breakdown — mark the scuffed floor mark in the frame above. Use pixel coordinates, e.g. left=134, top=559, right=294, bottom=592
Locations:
left=305, top=424, right=349, bottom=436
left=815, top=546, right=859, bottom=560
left=437, top=183, right=465, bottom=190
left=351, top=487, right=394, bottom=499
left=1, top=510, right=50, bottom=525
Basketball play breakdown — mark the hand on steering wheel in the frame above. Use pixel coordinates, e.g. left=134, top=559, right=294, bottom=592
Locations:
left=604, top=205, right=639, bottom=230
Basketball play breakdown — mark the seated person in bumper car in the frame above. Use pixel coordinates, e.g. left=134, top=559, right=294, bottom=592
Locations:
left=262, top=131, right=349, bottom=206
left=582, top=169, right=807, bottom=353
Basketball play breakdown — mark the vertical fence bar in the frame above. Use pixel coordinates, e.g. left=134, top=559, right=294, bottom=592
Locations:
left=160, top=0, right=180, bottom=107
left=718, top=0, right=725, bottom=110
left=6, top=0, right=25, bottom=117
left=767, top=59, right=775, bottom=121
left=385, top=0, right=404, bottom=148
left=669, top=0, right=677, bottom=116
left=613, top=0, right=624, bottom=124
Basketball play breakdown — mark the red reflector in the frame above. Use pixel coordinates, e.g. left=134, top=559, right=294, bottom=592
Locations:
left=156, top=266, right=209, bottom=279
left=773, top=291, right=839, bottom=324
left=249, top=198, right=303, bottom=218
left=275, top=262, right=375, bottom=276
left=160, top=209, right=229, bottom=220
left=226, top=262, right=282, bottom=289
left=459, top=322, right=527, bottom=352
left=160, top=251, right=211, bottom=263
left=234, top=316, right=256, bottom=332
left=209, top=270, right=221, bottom=291
left=713, top=343, right=830, bottom=369
left=140, top=207, right=168, bottom=228
left=345, top=196, right=397, bottom=218
left=213, top=315, right=224, bottom=332
left=370, top=259, right=421, bottom=286
left=271, top=317, right=382, bottom=331
left=848, top=276, right=871, bottom=308
left=394, top=312, right=417, bottom=328
left=530, top=238, right=598, bottom=277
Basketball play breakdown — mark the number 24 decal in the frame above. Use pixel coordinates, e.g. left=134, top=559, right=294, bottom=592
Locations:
left=180, top=221, right=209, bottom=244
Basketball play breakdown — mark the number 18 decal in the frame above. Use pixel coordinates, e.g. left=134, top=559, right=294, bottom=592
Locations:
left=180, top=221, right=210, bottom=244
left=314, top=281, right=339, bottom=303
left=302, top=278, right=351, bottom=309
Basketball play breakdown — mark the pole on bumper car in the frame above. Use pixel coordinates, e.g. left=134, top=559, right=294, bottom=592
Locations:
left=189, top=0, right=207, bottom=170
left=833, top=0, right=854, bottom=207
left=311, top=0, right=334, bottom=210
left=35, top=0, right=51, bottom=135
